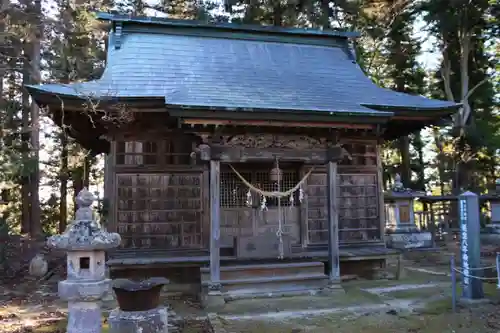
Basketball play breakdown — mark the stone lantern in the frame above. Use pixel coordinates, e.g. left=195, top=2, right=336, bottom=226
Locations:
left=384, top=174, right=432, bottom=249
left=482, top=179, right=500, bottom=236
left=47, top=188, right=121, bottom=333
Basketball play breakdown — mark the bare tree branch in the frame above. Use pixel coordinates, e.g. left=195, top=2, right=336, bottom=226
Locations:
left=460, top=76, right=490, bottom=127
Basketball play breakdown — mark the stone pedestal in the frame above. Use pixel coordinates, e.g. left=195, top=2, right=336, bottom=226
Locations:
left=110, top=278, right=169, bottom=333
left=67, top=301, right=105, bottom=333
left=109, top=308, right=168, bottom=333
left=47, top=189, right=121, bottom=333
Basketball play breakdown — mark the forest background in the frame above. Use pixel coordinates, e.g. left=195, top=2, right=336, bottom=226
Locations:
left=0, top=0, right=498, bottom=242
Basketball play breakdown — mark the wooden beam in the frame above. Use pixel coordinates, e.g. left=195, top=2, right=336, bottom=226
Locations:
left=390, top=116, right=435, bottom=121
left=183, top=118, right=375, bottom=129
left=209, top=160, right=221, bottom=290
left=327, top=161, right=340, bottom=284
left=201, top=145, right=348, bottom=163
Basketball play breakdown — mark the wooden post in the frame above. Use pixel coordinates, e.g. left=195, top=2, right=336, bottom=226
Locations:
left=429, top=203, right=436, bottom=245
left=209, top=160, right=221, bottom=289
left=105, top=143, right=116, bottom=233
left=327, top=161, right=340, bottom=283
left=103, top=153, right=112, bottom=230
left=376, top=144, right=386, bottom=241
left=299, top=165, right=309, bottom=248
left=396, top=253, right=405, bottom=280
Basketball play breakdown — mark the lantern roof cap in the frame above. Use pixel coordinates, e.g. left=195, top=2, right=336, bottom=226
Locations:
left=47, top=189, right=121, bottom=251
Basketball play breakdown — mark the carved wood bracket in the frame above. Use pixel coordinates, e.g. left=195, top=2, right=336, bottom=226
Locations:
left=220, top=134, right=330, bottom=150
left=192, top=134, right=351, bottom=163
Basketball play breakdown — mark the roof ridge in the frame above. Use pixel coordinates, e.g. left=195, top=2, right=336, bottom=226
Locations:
left=95, top=11, right=360, bottom=39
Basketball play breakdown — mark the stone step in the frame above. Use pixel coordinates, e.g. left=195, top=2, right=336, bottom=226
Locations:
left=223, top=276, right=330, bottom=301
left=200, top=261, right=329, bottom=300
left=200, top=261, right=325, bottom=282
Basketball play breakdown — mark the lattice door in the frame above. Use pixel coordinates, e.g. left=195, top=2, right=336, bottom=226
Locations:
left=219, top=168, right=301, bottom=247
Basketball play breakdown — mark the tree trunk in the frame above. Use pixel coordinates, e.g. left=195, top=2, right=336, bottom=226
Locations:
left=72, top=167, right=84, bottom=216
left=394, top=75, right=411, bottom=188
left=432, top=127, right=446, bottom=195
left=414, top=132, right=426, bottom=192
left=29, top=0, right=42, bottom=238
left=398, top=136, right=411, bottom=188
left=320, top=0, right=330, bottom=29
left=21, top=52, right=31, bottom=235
left=72, top=153, right=91, bottom=215
left=273, top=4, right=282, bottom=26
left=59, top=132, right=68, bottom=233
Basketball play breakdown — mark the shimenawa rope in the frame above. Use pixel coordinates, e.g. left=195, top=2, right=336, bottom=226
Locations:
left=228, top=164, right=314, bottom=259
left=228, top=165, right=314, bottom=198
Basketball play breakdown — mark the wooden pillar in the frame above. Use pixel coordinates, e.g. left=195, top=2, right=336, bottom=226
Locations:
left=376, top=144, right=386, bottom=240
left=104, top=143, right=116, bottom=232
left=209, top=160, right=221, bottom=289
left=429, top=202, right=436, bottom=246
left=299, top=165, right=309, bottom=248
left=327, top=161, right=340, bottom=283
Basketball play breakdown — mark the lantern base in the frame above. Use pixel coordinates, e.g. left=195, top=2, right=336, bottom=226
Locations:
left=483, top=223, right=500, bottom=234
left=385, top=231, right=433, bottom=250
left=480, top=225, right=500, bottom=245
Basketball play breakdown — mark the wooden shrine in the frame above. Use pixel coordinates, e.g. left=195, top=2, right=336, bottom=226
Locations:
left=26, top=12, right=460, bottom=303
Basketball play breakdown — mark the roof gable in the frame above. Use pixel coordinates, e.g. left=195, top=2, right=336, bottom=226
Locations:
left=96, top=12, right=360, bottom=41
left=27, top=12, right=460, bottom=119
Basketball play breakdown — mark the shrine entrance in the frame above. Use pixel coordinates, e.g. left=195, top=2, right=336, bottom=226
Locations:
left=219, top=161, right=309, bottom=259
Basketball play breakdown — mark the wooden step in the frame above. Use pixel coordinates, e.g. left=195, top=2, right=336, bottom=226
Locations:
left=200, top=261, right=325, bottom=281
left=200, top=261, right=329, bottom=300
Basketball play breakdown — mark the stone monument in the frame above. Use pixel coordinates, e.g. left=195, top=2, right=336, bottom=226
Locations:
left=47, top=188, right=121, bottom=333
left=385, top=174, right=432, bottom=249
left=459, top=191, right=483, bottom=299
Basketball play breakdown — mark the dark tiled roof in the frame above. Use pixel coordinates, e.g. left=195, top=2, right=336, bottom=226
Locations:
left=27, top=15, right=460, bottom=116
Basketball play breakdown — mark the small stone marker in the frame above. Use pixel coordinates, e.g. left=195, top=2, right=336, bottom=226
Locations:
left=28, top=253, right=48, bottom=277
left=47, top=189, right=121, bottom=333
left=459, top=191, right=483, bottom=299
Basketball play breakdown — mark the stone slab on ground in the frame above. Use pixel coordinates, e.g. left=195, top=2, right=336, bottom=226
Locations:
left=205, top=288, right=383, bottom=316
left=208, top=302, right=500, bottom=333
left=361, top=282, right=449, bottom=296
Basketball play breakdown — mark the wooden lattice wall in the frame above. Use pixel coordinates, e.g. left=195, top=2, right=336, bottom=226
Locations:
left=112, top=136, right=207, bottom=250
left=110, top=135, right=382, bottom=250
left=116, top=173, right=204, bottom=249
left=306, top=141, right=381, bottom=244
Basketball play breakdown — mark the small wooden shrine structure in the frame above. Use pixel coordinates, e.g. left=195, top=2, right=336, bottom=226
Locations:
left=26, top=12, right=460, bottom=301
